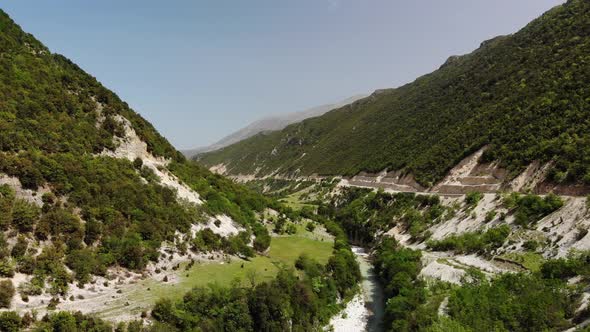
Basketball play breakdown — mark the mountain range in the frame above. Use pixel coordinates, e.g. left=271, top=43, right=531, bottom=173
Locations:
left=198, top=0, right=590, bottom=193
left=182, top=94, right=367, bottom=157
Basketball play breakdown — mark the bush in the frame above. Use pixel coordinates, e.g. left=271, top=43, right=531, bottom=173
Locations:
left=0, top=280, right=15, bottom=308
left=10, top=236, right=28, bottom=258
left=0, top=233, right=8, bottom=259
left=0, top=311, right=21, bottom=332
left=484, top=211, right=497, bottom=223
left=0, top=258, right=15, bottom=277
left=133, top=157, right=143, bottom=169
left=540, top=258, right=580, bottom=280
left=253, top=224, right=271, bottom=252
left=11, top=199, right=39, bottom=233
left=522, top=240, right=539, bottom=251
left=465, top=192, right=483, bottom=208
left=285, top=223, right=297, bottom=235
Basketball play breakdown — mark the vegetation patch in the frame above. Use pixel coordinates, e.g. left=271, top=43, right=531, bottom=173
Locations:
left=503, top=193, right=564, bottom=226
left=427, top=225, right=511, bottom=254
left=498, top=252, right=545, bottom=272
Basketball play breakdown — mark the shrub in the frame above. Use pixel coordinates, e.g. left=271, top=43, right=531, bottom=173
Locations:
left=0, top=258, right=15, bottom=277
left=10, top=236, right=28, bottom=258
left=0, top=280, right=15, bottom=308
left=465, top=192, right=483, bottom=208
left=285, top=224, right=297, bottom=235
left=484, top=211, right=497, bottom=223
left=540, top=258, right=580, bottom=279
left=11, top=199, right=39, bottom=233
left=133, top=157, right=143, bottom=169
left=0, top=311, right=21, bottom=332
left=522, top=240, right=539, bottom=251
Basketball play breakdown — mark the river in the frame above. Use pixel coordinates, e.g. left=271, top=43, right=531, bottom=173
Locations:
left=329, top=246, right=385, bottom=331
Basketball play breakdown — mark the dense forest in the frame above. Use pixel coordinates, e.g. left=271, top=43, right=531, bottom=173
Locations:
left=199, top=0, right=590, bottom=187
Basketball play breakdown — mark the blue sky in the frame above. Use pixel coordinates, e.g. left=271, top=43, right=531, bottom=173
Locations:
left=3, top=0, right=564, bottom=149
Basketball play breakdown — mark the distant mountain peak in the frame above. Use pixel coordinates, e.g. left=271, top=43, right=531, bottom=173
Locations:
left=182, top=94, right=367, bottom=157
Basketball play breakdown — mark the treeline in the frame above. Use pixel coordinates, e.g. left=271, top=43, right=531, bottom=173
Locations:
left=441, top=252, right=590, bottom=332
left=0, top=310, right=142, bottom=332
left=373, top=237, right=435, bottom=331
left=319, top=188, right=446, bottom=245
left=199, top=0, right=590, bottom=188
left=244, top=178, right=316, bottom=197
left=167, top=161, right=277, bottom=226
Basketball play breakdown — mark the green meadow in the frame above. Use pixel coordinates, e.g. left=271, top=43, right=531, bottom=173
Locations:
left=98, top=229, right=334, bottom=319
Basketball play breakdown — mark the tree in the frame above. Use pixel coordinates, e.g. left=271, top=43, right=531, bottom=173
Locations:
left=10, top=235, right=27, bottom=258
left=133, top=157, right=143, bottom=169
left=11, top=199, right=39, bottom=233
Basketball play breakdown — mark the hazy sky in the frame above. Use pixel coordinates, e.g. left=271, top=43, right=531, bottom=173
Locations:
left=3, top=1, right=564, bottom=149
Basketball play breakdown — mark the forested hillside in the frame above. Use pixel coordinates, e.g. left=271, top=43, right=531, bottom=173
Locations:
left=0, top=7, right=296, bottom=321
left=199, top=0, right=590, bottom=187
left=0, top=9, right=368, bottom=330
left=0, top=6, right=275, bottom=266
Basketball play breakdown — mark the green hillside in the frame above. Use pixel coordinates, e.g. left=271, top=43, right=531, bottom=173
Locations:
left=199, top=0, right=590, bottom=187
left=0, top=8, right=274, bottom=287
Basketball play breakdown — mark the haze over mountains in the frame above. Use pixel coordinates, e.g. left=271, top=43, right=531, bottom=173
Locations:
left=182, top=94, right=367, bottom=157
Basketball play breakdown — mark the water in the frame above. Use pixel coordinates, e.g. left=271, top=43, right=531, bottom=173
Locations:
left=351, top=246, right=385, bottom=332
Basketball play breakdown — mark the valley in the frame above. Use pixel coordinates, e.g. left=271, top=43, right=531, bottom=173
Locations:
left=1, top=0, right=590, bottom=331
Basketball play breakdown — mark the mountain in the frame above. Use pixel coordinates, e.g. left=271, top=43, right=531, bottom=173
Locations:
left=183, top=94, right=367, bottom=157
left=198, top=0, right=590, bottom=192
left=0, top=10, right=364, bottom=330
left=0, top=8, right=286, bottom=321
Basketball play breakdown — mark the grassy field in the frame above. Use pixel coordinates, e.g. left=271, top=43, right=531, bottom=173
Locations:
left=98, top=229, right=334, bottom=320
left=279, top=186, right=318, bottom=211
left=498, top=252, right=545, bottom=272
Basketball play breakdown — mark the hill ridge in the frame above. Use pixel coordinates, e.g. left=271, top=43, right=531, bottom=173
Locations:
left=198, top=0, right=590, bottom=193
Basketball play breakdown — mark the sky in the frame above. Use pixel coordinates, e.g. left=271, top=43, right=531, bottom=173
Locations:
left=3, top=0, right=565, bottom=149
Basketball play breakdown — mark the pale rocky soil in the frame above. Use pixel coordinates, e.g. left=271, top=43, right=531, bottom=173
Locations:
left=328, top=294, right=369, bottom=332
left=0, top=112, right=252, bottom=322
left=0, top=175, right=51, bottom=207
left=100, top=114, right=202, bottom=205
left=191, top=214, right=244, bottom=237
